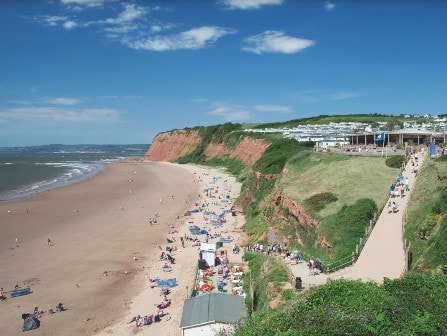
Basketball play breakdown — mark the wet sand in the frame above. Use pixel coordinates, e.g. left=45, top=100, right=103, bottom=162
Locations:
left=0, top=161, right=198, bottom=335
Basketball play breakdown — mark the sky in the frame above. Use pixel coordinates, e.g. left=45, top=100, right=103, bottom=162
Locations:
left=0, top=0, right=446, bottom=146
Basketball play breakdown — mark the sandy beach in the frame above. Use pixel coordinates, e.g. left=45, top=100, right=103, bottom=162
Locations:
left=0, top=161, right=245, bottom=336
left=0, top=161, right=198, bottom=335
left=95, top=162, right=245, bottom=336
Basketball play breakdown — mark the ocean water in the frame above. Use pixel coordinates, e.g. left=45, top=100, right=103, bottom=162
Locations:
left=0, top=144, right=148, bottom=201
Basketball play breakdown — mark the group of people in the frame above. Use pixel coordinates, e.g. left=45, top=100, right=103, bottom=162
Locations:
left=21, top=303, right=65, bottom=323
left=307, top=258, right=324, bottom=275
left=390, top=175, right=410, bottom=199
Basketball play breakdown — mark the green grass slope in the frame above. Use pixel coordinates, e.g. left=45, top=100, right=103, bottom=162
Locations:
left=280, top=153, right=399, bottom=218
left=404, top=158, right=447, bottom=274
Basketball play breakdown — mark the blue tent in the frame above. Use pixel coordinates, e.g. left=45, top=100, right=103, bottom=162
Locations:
left=155, top=278, right=177, bottom=288
left=22, top=317, right=40, bottom=332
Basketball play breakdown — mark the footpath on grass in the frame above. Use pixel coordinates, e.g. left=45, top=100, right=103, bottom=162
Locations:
left=289, top=151, right=426, bottom=286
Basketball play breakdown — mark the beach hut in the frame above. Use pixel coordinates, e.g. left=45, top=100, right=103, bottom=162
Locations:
left=180, top=293, right=247, bottom=336
left=200, top=243, right=216, bottom=267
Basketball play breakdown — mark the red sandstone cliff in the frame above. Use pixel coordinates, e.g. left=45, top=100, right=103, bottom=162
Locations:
left=203, top=137, right=269, bottom=165
left=273, top=190, right=320, bottom=228
left=145, top=130, right=201, bottom=162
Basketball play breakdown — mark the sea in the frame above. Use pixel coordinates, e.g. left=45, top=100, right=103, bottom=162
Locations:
left=0, top=144, right=148, bottom=201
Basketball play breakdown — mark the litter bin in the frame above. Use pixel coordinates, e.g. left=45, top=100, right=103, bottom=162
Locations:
left=295, top=277, right=303, bottom=290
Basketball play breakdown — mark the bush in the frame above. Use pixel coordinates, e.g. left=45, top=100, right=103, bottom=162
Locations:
left=385, top=155, right=406, bottom=168
left=322, top=198, right=377, bottom=261
left=235, top=274, right=447, bottom=336
left=304, top=192, right=338, bottom=213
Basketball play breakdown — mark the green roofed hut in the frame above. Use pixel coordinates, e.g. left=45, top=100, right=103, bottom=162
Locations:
left=180, top=293, right=247, bottom=336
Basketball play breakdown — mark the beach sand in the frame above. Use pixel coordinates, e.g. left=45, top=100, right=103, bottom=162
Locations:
left=95, top=162, right=245, bottom=336
left=0, top=161, right=198, bottom=335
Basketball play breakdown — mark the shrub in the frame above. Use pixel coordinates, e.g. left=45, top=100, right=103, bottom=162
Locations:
left=304, top=192, right=338, bottom=213
left=385, top=155, right=406, bottom=168
left=235, top=274, right=447, bottom=336
left=322, top=198, right=377, bottom=261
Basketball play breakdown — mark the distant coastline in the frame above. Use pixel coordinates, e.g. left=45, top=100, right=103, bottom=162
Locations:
left=0, top=144, right=149, bottom=202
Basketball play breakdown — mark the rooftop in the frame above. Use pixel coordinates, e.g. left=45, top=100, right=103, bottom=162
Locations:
left=180, top=293, right=247, bottom=329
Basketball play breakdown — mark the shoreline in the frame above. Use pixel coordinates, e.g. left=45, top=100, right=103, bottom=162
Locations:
left=0, top=157, right=143, bottom=203
left=0, top=160, right=198, bottom=335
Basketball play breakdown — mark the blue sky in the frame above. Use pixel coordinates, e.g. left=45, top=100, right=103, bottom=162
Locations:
left=0, top=0, right=446, bottom=146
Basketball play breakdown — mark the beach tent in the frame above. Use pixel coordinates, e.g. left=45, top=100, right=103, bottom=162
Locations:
left=22, top=317, right=40, bottom=332
left=200, top=243, right=216, bottom=267
left=155, top=278, right=177, bottom=288
left=10, top=287, right=31, bottom=298
left=189, top=225, right=201, bottom=235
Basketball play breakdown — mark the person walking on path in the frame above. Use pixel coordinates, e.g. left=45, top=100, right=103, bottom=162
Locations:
left=47, top=238, right=52, bottom=246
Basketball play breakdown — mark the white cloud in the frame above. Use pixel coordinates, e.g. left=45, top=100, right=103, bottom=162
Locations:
left=207, top=102, right=251, bottom=121
left=0, top=107, right=118, bottom=122
left=104, top=4, right=147, bottom=25
left=63, top=20, right=78, bottom=30
left=325, top=1, right=336, bottom=12
left=45, top=97, right=81, bottom=105
left=34, top=15, right=78, bottom=30
left=60, top=0, right=105, bottom=8
left=35, top=15, right=67, bottom=27
left=219, top=0, right=283, bottom=10
left=330, top=91, right=359, bottom=100
left=243, top=30, right=314, bottom=54
left=124, top=26, right=236, bottom=51
left=254, top=105, right=292, bottom=113
left=150, top=23, right=176, bottom=33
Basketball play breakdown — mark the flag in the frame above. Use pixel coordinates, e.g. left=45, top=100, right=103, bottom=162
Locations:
left=375, top=132, right=385, bottom=142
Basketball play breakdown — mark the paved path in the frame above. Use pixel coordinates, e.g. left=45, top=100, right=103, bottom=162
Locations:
left=290, top=152, right=426, bottom=286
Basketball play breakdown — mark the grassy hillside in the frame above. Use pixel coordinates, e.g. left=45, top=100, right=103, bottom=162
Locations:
left=280, top=154, right=399, bottom=218
left=404, top=157, right=447, bottom=274
left=235, top=274, right=447, bottom=336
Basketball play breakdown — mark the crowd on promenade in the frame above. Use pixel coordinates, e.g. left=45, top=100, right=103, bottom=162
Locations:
left=245, top=242, right=325, bottom=275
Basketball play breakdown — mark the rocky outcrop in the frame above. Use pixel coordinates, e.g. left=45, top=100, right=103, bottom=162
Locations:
left=255, top=172, right=279, bottom=180
left=145, top=130, right=201, bottom=162
left=204, top=137, right=269, bottom=166
left=273, top=191, right=320, bottom=228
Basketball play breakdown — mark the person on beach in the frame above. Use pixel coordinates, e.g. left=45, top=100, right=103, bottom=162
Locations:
left=128, top=315, right=141, bottom=324
left=47, top=238, right=52, bottom=246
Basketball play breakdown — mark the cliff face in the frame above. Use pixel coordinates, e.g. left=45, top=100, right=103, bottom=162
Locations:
left=145, top=130, right=201, bottom=162
left=204, top=137, right=268, bottom=165
left=273, top=190, right=320, bottom=228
